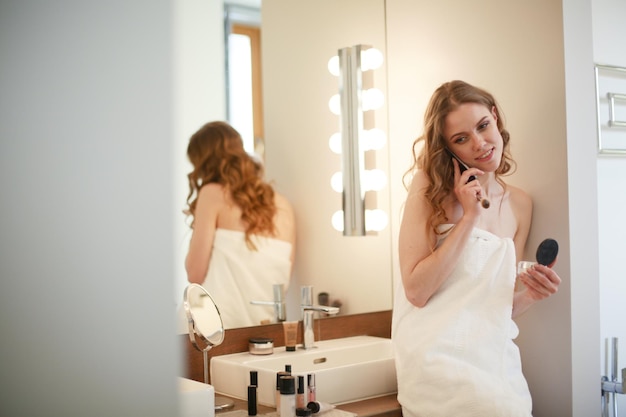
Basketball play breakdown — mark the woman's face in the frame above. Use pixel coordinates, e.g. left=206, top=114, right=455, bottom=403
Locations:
left=443, top=102, right=503, bottom=172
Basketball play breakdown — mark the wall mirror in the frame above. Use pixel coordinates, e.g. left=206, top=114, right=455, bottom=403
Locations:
left=185, top=0, right=394, bottom=330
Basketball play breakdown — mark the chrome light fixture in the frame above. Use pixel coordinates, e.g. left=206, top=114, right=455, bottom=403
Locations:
left=328, top=45, right=387, bottom=236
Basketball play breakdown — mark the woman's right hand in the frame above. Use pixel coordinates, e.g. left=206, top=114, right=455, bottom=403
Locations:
left=452, top=158, right=484, bottom=219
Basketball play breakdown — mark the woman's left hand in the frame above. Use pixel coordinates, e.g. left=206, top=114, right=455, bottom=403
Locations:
left=519, top=264, right=562, bottom=301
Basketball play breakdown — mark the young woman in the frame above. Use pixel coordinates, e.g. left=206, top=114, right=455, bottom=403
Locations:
left=184, top=121, right=296, bottom=328
left=392, top=80, right=561, bottom=416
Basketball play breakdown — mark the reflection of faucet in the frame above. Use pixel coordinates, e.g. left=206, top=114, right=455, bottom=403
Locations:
left=301, top=286, right=340, bottom=349
left=250, top=284, right=286, bottom=322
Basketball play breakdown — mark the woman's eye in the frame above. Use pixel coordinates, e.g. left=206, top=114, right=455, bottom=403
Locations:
left=454, top=136, right=467, bottom=144
left=478, top=121, right=489, bottom=130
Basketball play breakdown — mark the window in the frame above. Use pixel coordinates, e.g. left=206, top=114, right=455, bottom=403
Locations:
left=225, top=7, right=263, bottom=159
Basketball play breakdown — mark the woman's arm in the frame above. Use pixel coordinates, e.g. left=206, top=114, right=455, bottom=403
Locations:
left=398, top=164, right=483, bottom=308
left=510, top=187, right=561, bottom=318
left=185, top=184, right=223, bottom=284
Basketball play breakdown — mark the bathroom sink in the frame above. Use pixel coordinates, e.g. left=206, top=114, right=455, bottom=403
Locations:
left=210, top=335, right=397, bottom=407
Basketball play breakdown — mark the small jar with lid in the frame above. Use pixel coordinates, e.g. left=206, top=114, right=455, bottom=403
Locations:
left=296, top=408, right=312, bottom=417
left=248, top=337, right=274, bottom=355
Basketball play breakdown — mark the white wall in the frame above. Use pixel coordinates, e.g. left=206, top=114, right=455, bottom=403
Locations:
left=593, top=0, right=626, bottom=414
left=0, top=1, right=179, bottom=416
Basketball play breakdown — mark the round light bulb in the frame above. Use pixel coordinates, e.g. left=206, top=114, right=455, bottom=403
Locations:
left=331, top=210, right=344, bottom=232
left=361, top=48, right=383, bottom=71
left=363, top=169, right=387, bottom=192
left=365, top=209, right=388, bottom=232
left=328, top=56, right=340, bottom=76
left=362, top=88, right=384, bottom=111
left=366, top=128, right=386, bottom=150
left=328, top=132, right=342, bottom=154
left=328, top=94, right=341, bottom=115
left=330, top=172, right=343, bottom=193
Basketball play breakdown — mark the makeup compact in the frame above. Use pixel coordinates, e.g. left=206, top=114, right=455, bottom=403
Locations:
left=248, top=337, right=274, bottom=355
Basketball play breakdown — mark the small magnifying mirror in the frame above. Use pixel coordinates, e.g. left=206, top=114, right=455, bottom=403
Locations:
left=183, top=283, right=234, bottom=410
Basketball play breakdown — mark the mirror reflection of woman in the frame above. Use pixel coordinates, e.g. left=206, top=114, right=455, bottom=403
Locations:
left=393, top=80, right=561, bottom=416
left=184, top=121, right=296, bottom=329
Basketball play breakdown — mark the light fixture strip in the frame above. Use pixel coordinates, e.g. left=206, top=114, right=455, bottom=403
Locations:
left=339, top=45, right=366, bottom=236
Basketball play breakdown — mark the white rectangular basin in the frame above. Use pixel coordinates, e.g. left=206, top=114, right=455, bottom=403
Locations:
left=210, top=335, right=397, bottom=407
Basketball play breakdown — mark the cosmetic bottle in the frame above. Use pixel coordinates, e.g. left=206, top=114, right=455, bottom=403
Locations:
left=307, top=374, right=316, bottom=402
left=307, top=401, right=335, bottom=414
left=280, top=375, right=296, bottom=417
left=275, top=371, right=290, bottom=409
left=248, top=371, right=258, bottom=416
left=282, top=321, right=298, bottom=351
left=296, top=375, right=306, bottom=408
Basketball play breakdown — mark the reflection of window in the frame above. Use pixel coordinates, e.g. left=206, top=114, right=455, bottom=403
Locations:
left=226, top=17, right=263, bottom=159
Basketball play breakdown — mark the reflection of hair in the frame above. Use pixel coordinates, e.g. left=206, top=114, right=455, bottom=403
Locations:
left=185, top=121, right=276, bottom=248
left=403, top=80, right=515, bottom=237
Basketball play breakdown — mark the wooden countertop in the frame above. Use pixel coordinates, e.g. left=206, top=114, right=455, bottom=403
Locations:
left=217, top=393, right=401, bottom=417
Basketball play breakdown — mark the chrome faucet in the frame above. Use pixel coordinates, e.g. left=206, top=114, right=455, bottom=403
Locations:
left=601, top=337, right=625, bottom=417
left=250, top=284, right=286, bottom=322
left=301, top=286, right=339, bottom=349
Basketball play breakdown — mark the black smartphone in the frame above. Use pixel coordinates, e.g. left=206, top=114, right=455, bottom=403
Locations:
left=447, top=149, right=490, bottom=208
left=447, top=150, right=476, bottom=183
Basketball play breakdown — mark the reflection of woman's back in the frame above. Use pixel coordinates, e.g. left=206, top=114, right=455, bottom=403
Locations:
left=184, top=121, right=296, bottom=328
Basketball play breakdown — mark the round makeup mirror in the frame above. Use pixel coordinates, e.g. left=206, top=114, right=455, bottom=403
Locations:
left=184, top=283, right=224, bottom=351
left=183, top=283, right=233, bottom=410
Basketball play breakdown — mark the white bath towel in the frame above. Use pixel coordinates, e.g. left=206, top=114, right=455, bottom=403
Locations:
left=201, top=228, right=292, bottom=328
left=392, top=227, right=532, bottom=417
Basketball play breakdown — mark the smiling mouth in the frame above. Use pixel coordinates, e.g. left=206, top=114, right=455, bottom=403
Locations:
left=476, top=147, right=494, bottom=161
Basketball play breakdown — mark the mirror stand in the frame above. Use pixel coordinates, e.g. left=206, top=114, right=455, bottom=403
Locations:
left=184, top=283, right=234, bottom=411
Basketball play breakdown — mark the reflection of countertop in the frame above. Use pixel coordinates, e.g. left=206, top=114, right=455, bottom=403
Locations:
left=218, top=394, right=401, bottom=417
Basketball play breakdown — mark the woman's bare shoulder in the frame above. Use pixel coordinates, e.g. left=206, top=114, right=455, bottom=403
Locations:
left=274, top=191, right=294, bottom=212
left=507, top=183, right=532, bottom=212
left=197, top=183, right=227, bottom=206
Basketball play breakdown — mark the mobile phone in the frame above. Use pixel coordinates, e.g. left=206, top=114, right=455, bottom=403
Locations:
left=447, top=149, right=490, bottom=208
left=447, top=150, right=476, bottom=183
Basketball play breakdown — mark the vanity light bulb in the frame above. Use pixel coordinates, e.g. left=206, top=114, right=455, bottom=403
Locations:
left=360, top=48, right=383, bottom=71
left=361, top=128, right=386, bottom=151
left=329, top=132, right=342, bottom=154
left=328, top=56, right=340, bottom=77
left=328, top=94, right=341, bottom=115
left=362, top=88, right=384, bottom=111
left=330, top=172, right=343, bottom=193
left=331, top=210, right=344, bottom=232
left=362, top=169, right=387, bottom=192
left=365, top=209, right=388, bottom=232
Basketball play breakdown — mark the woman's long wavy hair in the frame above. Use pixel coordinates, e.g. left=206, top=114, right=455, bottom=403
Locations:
left=185, top=121, right=276, bottom=249
left=403, top=80, right=515, bottom=238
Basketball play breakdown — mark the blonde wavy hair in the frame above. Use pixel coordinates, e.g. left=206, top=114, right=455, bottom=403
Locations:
left=404, top=80, right=515, bottom=237
left=185, top=121, right=276, bottom=249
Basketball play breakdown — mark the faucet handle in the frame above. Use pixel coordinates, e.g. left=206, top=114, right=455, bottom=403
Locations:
left=273, top=284, right=284, bottom=302
left=301, top=285, right=314, bottom=306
